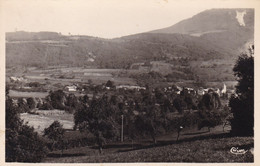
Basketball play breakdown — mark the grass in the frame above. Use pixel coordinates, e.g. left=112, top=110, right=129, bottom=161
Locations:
left=9, top=90, right=48, bottom=98
left=44, top=134, right=253, bottom=163
left=20, top=111, right=74, bottom=134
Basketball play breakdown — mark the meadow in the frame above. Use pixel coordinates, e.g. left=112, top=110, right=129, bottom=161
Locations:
left=20, top=111, right=74, bottom=134
left=44, top=131, right=253, bottom=163
left=9, top=90, right=48, bottom=98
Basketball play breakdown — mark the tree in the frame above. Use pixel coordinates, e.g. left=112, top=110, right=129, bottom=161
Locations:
left=173, top=97, right=186, bottom=113
left=74, top=94, right=120, bottom=153
left=65, top=93, right=79, bottom=113
left=105, top=80, right=115, bottom=89
left=47, top=90, right=67, bottom=110
left=135, top=96, right=166, bottom=144
left=6, top=96, right=48, bottom=162
left=44, top=121, right=65, bottom=152
left=17, top=98, right=30, bottom=113
left=27, top=97, right=36, bottom=110
left=229, top=47, right=254, bottom=136
left=197, top=110, right=223, bottom=132
left=198, top=92, right=221, bottom=111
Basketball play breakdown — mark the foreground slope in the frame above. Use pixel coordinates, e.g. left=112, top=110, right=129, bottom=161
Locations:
left=44, top=136, right=253, bottom=163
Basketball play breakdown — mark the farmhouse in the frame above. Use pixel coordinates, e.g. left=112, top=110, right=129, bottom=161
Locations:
left=197, top=87, right=205, bottom=95
left=221, top=83, right=227, bottom=94
left=65, top=85, right=77, bottom=92
left=10, top=76, right=26, bottom=82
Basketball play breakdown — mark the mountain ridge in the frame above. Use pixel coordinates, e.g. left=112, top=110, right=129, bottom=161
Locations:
left=5, top=8, right=254, bottom=83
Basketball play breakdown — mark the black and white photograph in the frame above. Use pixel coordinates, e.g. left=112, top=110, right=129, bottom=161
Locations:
left=1, top=0, right=259, bottom=164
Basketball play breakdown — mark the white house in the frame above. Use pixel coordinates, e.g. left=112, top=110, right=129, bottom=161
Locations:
left=65, top=85, right=77, bottom=92
left=221, top=83, right=227, bottom=94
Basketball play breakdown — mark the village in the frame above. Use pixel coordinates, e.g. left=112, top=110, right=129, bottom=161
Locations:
left=8, top=72, right=232, bottom=111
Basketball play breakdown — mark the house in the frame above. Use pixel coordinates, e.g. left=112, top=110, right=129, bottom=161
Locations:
left=221, top=83, right=227, bottom=94
left=65, top=85, right=77, bottom=92
left=215, top=88, right=221, bottom=96
left=175, top=86, right=183, bottom=94
left=10, top=76, right=25, bottom=82
left=197, top=87, right=205, bottom=95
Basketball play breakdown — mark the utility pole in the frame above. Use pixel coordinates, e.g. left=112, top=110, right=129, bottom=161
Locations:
left=121, top=115, right=124, bottom=142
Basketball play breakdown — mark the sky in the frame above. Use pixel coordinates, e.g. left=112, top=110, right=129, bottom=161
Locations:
left=2, top=0, right=257, bottom=38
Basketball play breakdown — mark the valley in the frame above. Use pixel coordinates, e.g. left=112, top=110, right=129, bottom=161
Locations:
left=5, top=8, right=254, bottom=163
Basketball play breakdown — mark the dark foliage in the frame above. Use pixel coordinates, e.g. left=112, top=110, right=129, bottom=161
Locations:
left=173, top=98, right=186, bottom=113
left=74, top=94, right=120, bottom=153
left=105, top=80, right=115, bottom=88
left=6, top=97, right=48, bottom=162
left=17, top=98, right=30, bottom=113
left=197, top=110, right=223, bottom=131
left=229, top=49, right=254, bottom=135
left=39, top=101, right=53, bottom=110
left=198, top=92, right=221, bottom=110
left=27, top=97, right=36, bottom=110
left=44, top=121, right=65, bottom=151
left=44, top=121, right=65, bottom=141
left=47, top=90, right=67, bottom=110
left=229, top=50, right=254, bottom=136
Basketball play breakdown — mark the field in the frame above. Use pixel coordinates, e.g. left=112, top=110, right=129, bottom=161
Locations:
left=7, top=66, right=137, bottom=88
left=9, top=90, right=48, bottom=98
left=44, top=131, right=253, bottom=163
left=20, top=110, right=74, bottom=134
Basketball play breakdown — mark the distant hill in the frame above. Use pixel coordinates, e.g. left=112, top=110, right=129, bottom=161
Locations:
left=5, top=9, right=254, bottom=83
left=150, top=8, right=254, bottom=54
left=6, top=31, right=63, bottom=41
left=6, top=33, right=229, bottom=68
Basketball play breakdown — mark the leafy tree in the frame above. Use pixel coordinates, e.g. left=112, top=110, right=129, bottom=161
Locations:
left=229, top=48, right=254, bottom=136
left=105, top=80, right=115, bottom=88
left=6, top=124, right=48, bottom=162
left=173, top=97, right=186, bottom=113
left=6, top=98, right=22, bottom=130
left=27, top=97, right=36, bottom=110
left=135, top=96, right=166, bottom=144
left=47, top=90, right=67, bottom=110
left=198, top=92, right=221, bottom=110
left=39, top=101, right=53, bottom=110
left=28, top=82, right=41, bottom=87
left=82, top=94, right=89, bottom=105
left=154, top=88, right=165, bottom=104
left=197, top=110, right=223, bottom=132
left=44, top=121, right=65, bottom=152
left=17, top=98, right=30, bottom=113
left=6, top=96, right=48, bottom=162
left=74, top=94, right=120, bottom=153
left=65, top=93, right=79, bottom=113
